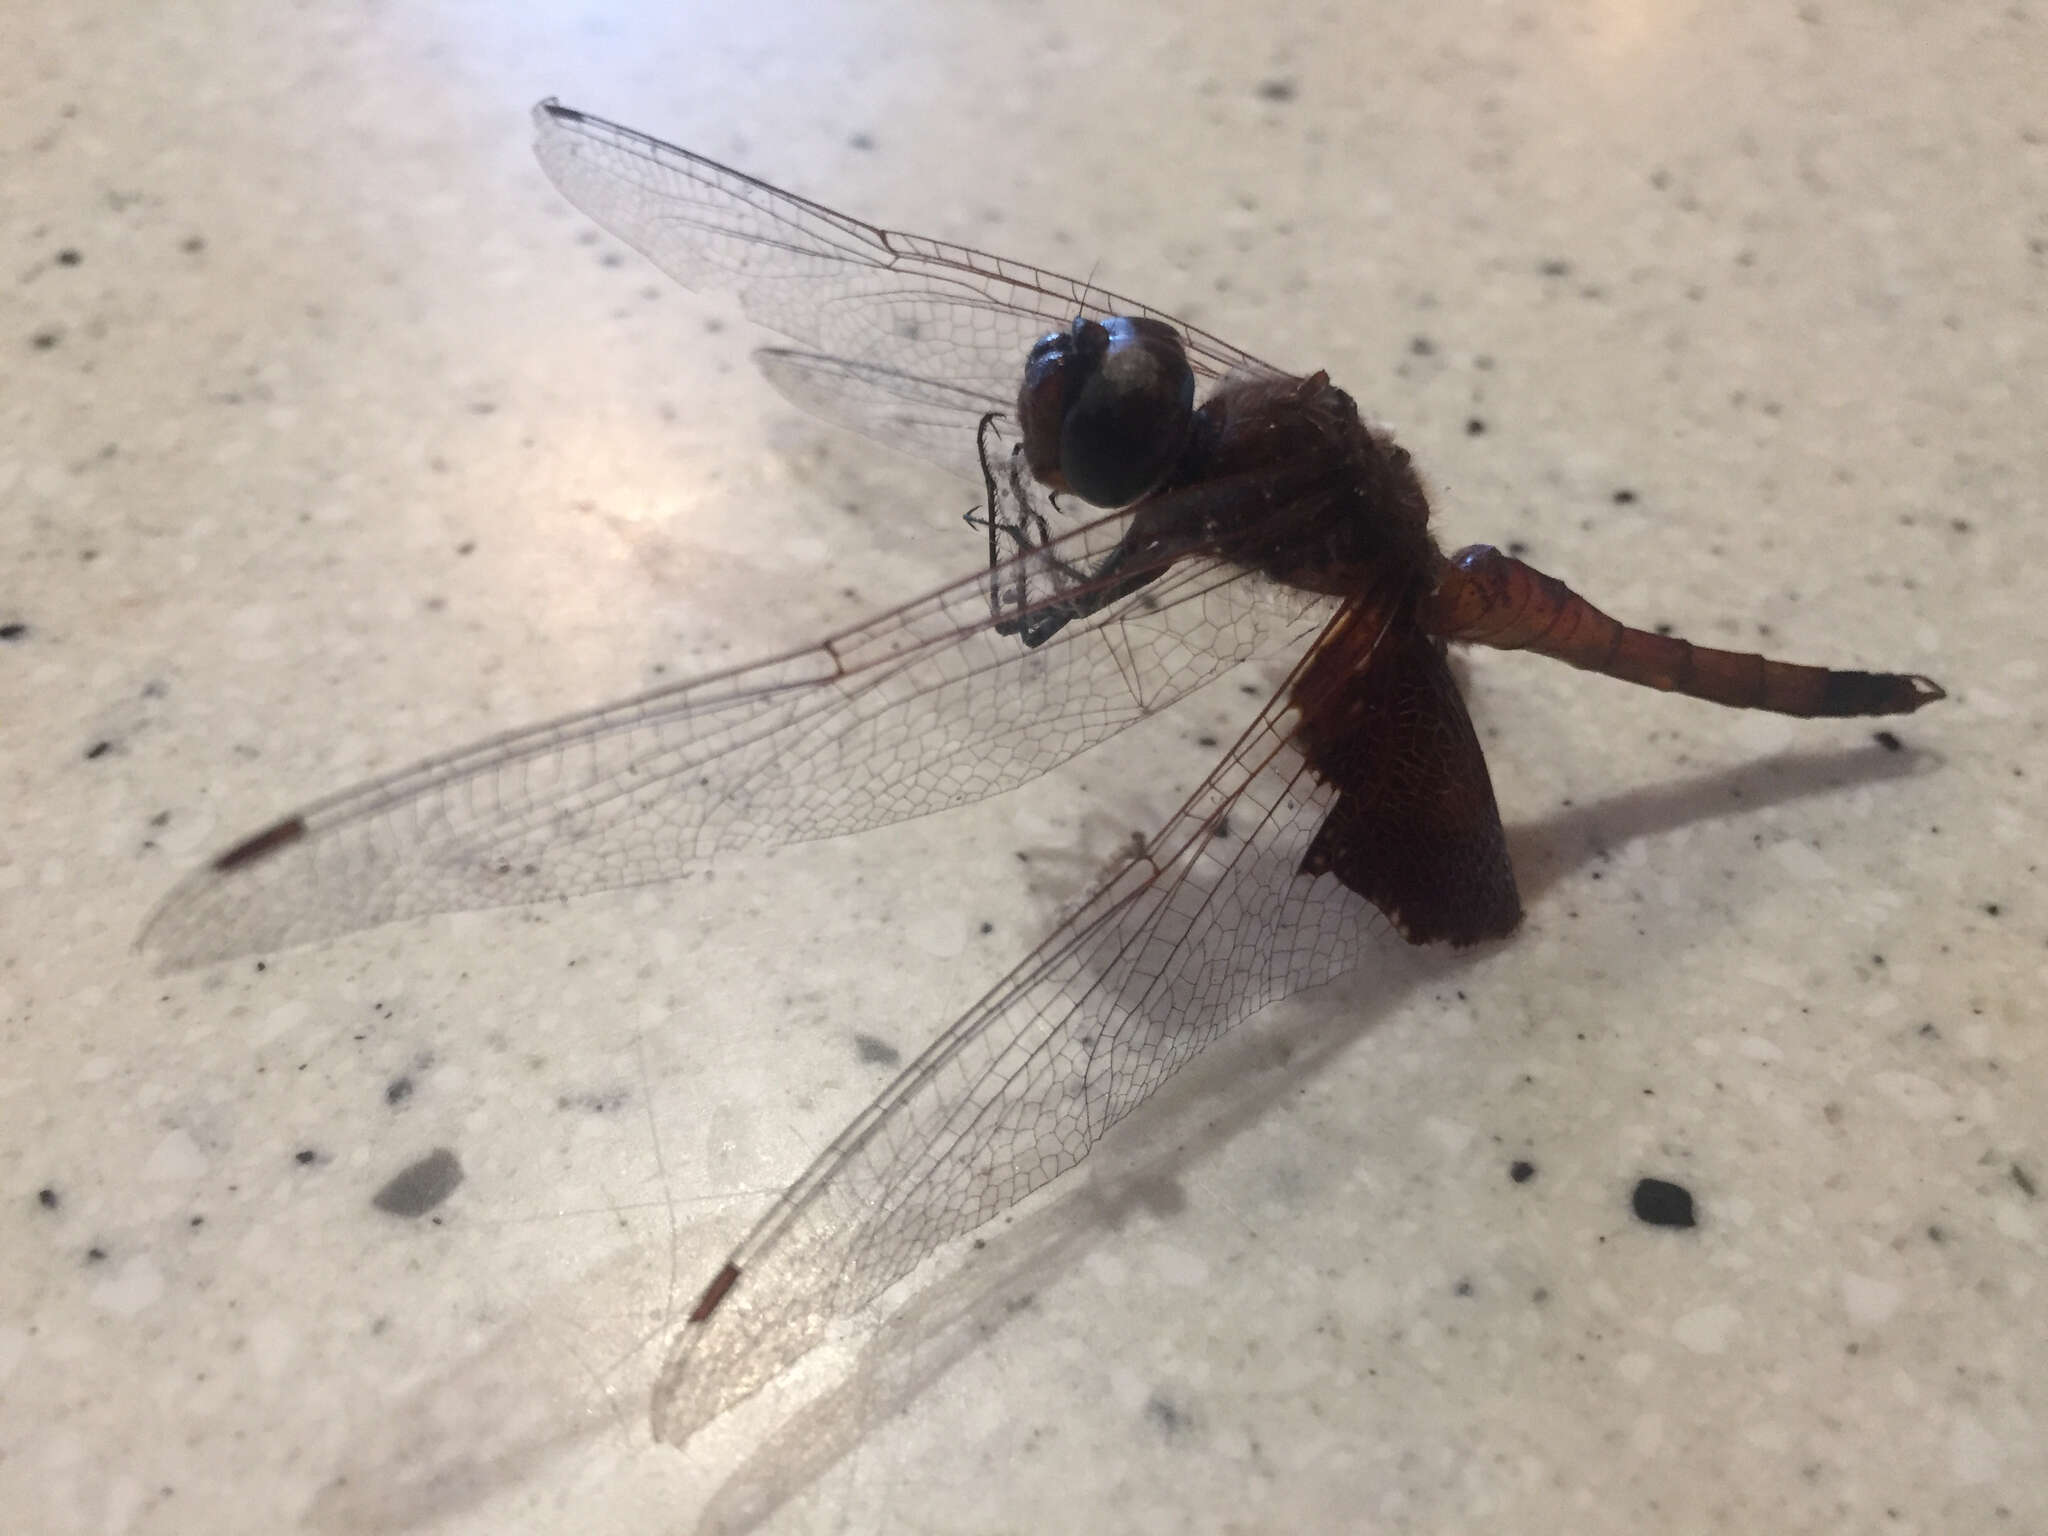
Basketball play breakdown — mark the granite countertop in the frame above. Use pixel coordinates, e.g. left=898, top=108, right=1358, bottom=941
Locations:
left=3, top=2, right=2040, bottom=1532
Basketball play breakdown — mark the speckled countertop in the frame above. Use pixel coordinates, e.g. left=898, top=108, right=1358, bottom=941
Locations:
left=3, top=3, right=2041, bottom=1533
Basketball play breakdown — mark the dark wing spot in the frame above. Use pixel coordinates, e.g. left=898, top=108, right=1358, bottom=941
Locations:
left=214, top=817, right=307, bottom=872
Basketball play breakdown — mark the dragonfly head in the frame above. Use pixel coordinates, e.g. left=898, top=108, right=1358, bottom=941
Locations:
left=1017, top=316, right=1195, bottom=508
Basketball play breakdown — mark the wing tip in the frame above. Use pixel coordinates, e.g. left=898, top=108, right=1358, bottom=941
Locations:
left=132, top=816, right=307, bottom=969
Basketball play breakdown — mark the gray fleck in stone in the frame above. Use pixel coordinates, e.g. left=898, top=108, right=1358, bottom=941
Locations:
left=1144, top=1392, right=1191, bottom=1438
left=372, top=1148, right=463, bottom=1217
left=854, top=1034, right=901, bottom=1067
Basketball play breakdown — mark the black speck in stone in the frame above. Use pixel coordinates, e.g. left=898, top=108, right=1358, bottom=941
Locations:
left=1506, top=539, right=1530, bottom=558
left=32, top=329, right=60, bottom=350
left=1612, top=488, right=1637, bottom=505
left=854, top=1033, right=901, bottom=1068
left=38, top=1187, right=59, bottom=1210
left=0, top=622, right=25, bottom=640
left=848, top=131, right=876, bottom=151
left=294, top=1148, right=319, bottom=1166
left=86, top=1246, right=107, bottom=1263
left=56, top=248, right=82, bottom=266
left=1509, top=1160, right=1536, bottom=1184
left=1873, top=730, right=1902, bottom=752
left=1465, top=417, right=1486, bottom=435
left=1409, top=335, right=1435, bottom=357
left=85, top=740, right=111, bottom=760
left=385, top=1076, right=413, bottom=1107
left=1256, top=78, right=1298, bottom=102
left=372, top=1148, right=464, bottom=1217
left=2014, top=1164, right=2038, bottom=1199
left=1631, top=1177, right=1696, bottom=1228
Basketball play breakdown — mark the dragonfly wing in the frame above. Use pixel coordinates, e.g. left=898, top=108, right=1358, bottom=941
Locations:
left=751, top=349, right=1006, bottom=484
left=1293, top=605, right=1522, bottom=945
left=141, top=512, right=1333, bottom=968
left=651, top=613, right=1388, bottom=1444
left=532, top=102, right=1275, bottom=482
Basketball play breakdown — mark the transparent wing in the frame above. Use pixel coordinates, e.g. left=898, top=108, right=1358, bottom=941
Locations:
left=651, top=609, right=1388, bottom=1444
left=751, top=350, right=1012, bottom=484
left=533, top=101, right=1276, bottom=483
left=141, top=503, right=1335, bottom=968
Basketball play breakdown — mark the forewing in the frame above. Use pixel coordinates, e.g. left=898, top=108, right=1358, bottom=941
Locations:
left=650, top=612, right=1390, bottom=1445
left=532, top=101, right=1275, bottom=482
left=141, top=512, right=1334, bottom=968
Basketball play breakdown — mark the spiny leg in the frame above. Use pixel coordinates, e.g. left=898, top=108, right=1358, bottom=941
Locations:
left=966, top=416, right=1165, bottom=649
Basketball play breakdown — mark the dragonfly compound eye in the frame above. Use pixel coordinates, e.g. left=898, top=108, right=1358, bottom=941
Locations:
left=1018, top=316, right=1195, bottom=508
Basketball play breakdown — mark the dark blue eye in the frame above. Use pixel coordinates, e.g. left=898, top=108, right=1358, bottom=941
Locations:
left=1016, top=316, right=1195, bottom=508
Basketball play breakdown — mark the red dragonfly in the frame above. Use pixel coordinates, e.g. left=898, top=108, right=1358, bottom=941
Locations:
left=142, top=101, right=1943, bottom=1444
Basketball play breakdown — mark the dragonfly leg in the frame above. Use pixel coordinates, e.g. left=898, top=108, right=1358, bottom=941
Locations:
left=968, top=417, right=1165, bottom=648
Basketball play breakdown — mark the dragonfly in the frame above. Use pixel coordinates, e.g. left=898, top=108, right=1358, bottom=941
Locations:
left=142, top=101, right=1945, bottom=1445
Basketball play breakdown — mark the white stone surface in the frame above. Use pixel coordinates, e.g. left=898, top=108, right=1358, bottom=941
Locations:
left=3, top=2, right=2040, bottom=1533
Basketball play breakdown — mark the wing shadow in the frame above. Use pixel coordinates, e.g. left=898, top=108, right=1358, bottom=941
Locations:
left=692, top=736, right=1939, bottom=1532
